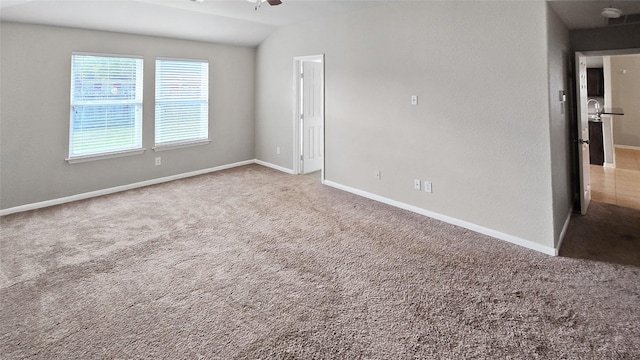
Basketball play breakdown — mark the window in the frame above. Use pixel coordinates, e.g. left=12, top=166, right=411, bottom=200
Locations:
left=154, top=58, right=209, bottom=149
left=69, top=53, right=143, bottom=161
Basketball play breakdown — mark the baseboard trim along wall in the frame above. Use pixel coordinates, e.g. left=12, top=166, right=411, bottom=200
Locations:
left=1, top=160, right=561, bottom=256
left=614, top=144, right=640, bottom=151
left=323, top=180, right=559, bottom=256
left=0, top=160, right=255, bottom=216
left=254, top=159, right=295, bottom=175
left=555, top=208, right=573, bottom=255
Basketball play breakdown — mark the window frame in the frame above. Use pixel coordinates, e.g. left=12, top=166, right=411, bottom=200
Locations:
left=67, top=52, right=145, bottom=163
left=153, top=57, right=210, bottom=152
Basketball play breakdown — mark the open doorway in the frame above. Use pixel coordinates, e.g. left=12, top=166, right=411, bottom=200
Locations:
left=578, top=50, right=640, bottom=211
left=293, top=54, right=325, bottom=182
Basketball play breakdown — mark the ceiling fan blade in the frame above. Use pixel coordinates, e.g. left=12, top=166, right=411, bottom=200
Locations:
left=267, top=0, right=282, bottom=5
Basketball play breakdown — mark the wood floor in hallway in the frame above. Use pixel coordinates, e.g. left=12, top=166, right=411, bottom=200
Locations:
left=590, top=147, right=640, bottom=210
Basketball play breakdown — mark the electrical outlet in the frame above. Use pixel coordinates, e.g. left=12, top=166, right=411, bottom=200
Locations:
left=375, top=170, right=381, bottom=180
left=424, top=181, right=432, bottom=193
left=411, top=95, right=418, bottom=105
left=276, top=146, right=281, bottom=155
left=414, top=179, right=421, bottom=190
left=155, top=157, right=161, bottom=166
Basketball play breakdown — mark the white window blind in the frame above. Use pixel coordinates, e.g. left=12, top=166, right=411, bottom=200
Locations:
left=155, top=58, right=209, bottom=148
left=69, top=53, right=143, bottom=159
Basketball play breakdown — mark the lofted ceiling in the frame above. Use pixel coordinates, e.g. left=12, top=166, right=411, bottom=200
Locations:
left=2, top=1, right=640, bottom=47
left=0, top=0, right=393, bottom=46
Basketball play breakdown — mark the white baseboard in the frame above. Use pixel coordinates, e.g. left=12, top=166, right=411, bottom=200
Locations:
left=324, top=180, right=558, bottom=256
left=603, top=162, right=616, bottom=169
left=614, top=144, right=640, bottom=151
left=0, top=160, right=562, bottom=257
left=555, top=208, right=573, bottom=256
left=0, top=160, right=254, bottom=216
left=254, top=159, right=295, bottom=175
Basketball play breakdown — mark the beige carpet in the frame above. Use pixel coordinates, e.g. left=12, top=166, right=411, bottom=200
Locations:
left=1, top=164, right=638, bottom=359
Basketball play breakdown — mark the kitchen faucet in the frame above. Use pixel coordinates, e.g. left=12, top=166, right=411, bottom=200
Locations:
left=587, top=98, right=601, bottom=114
left=587, top=98, right=602, bottom=120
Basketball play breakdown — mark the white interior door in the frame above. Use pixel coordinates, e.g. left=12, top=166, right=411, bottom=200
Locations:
left=301, top=61, right=323, bottom=174
left=576, top=52, right=591, bottom=215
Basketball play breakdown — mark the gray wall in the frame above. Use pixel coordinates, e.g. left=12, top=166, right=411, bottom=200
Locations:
left=546, top=5, right=572, bottom=246
left=1, top=23, right=256, bottom=209
left=610, top=55, right=640, bottom=147
left=256, top=1, right=561, bottom=248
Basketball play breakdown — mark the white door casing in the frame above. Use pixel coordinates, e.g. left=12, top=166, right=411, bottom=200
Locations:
left=576, top=52, right=591, bottom=215
left=301, top=61, right=323, bottom=174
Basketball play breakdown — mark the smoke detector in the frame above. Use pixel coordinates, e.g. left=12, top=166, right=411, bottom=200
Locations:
left=602, top=7, right=623, bottom=19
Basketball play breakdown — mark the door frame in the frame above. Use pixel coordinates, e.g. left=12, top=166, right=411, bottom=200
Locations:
left=572, top=48, right=640, bottom=213
left=575, top=52, right=591, bottom=215
left=292, top=54, right=325, bottom=181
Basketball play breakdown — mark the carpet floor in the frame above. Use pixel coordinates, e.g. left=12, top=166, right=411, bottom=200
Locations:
left=1, top=164, right=639, bottom=359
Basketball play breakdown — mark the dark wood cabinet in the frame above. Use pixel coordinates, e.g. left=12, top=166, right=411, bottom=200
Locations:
left=587, top=68, right=604, bottom=97
left=589, top=121, right=604, bottom=166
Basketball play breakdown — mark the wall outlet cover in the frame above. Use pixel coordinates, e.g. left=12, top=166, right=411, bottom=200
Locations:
left=424, top=181, right=432, bottom=193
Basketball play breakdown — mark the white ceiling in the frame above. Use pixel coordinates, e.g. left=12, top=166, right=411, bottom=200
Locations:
left=2, top=1, right=640, bottom=47
left=0, top=0, right=393, bottom=46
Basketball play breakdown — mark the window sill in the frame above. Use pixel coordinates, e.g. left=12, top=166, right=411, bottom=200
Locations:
left=66, top=148, right=146, bottom=164
left=152, top=139, right=211, bottom=152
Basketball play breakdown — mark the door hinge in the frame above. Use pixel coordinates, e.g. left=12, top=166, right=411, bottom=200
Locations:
left=300, top=155, right=304, bottom=160
left=300, top=73, right=304, bottom=79
left=300, top=114, right=304, bottom=120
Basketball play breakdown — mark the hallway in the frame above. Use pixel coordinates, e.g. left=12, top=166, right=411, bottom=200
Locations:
left=590, top=148, right=640, bottom=210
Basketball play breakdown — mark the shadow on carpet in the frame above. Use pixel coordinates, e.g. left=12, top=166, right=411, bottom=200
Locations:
left=560, top=201, right=640, bottom=267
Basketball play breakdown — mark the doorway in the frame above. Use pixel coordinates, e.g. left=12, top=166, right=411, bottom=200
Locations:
left=293, top=54, right=325, bottom=181
left=576, top=49, right=640, bottom=212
